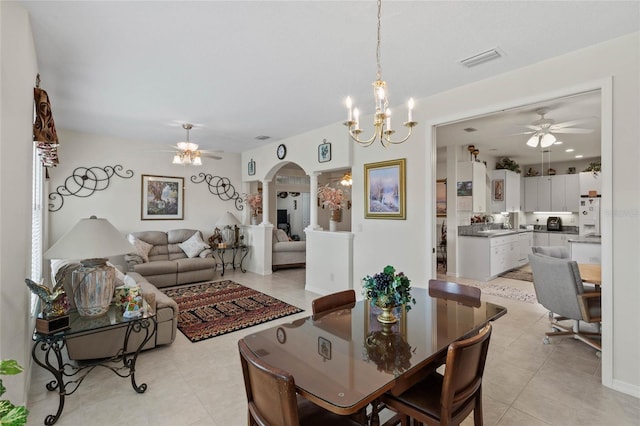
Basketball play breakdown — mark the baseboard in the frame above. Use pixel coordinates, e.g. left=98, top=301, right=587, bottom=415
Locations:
left=611, top=379, right=640, bottom=399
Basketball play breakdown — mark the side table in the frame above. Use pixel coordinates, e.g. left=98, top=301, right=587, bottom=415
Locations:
left=215, top=244, right=249, bottom=276
left=31, top=303, right=156, bottom=425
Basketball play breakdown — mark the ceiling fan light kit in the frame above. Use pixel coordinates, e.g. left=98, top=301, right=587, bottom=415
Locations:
left=522, top=108, right=592, bottom=149
left=173, top=123, right=202, bottom=166
left=343, top=0, right=417, bottom=147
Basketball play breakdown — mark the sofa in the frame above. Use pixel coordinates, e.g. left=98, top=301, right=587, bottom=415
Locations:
left=54, top=263, right=178, bottom=360
left=125, top=229, right=217, bottom=288
left=272, top=228, right=306, bottom=271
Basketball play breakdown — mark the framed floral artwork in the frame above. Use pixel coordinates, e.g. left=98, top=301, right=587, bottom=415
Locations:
left=248, top=159, right=256, bottom=176
left=364, top=158, right=406, bottom=219
left=318, top=139, right=331, bottom=163
left=141, top=175, right=184, bottom=220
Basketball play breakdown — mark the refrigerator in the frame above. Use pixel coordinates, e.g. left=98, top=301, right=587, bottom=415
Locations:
left=579, top=197, right=600, bottom=236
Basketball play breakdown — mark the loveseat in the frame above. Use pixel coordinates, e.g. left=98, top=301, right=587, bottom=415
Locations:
left=272, top=228, right=306, bottom=271
left=54, top=263, right=178, bottom=360
left=125, top=229, right=217, bottom=288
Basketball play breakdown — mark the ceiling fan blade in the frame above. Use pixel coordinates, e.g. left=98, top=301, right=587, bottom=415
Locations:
left=201, top=152, right=222, bottom=160
left=523, top=124, right=540, bottom=131
left=552, top=128, right=594, bottom=134
left=550, top=118, right=592, bottom=129
left=510, top=130, right=536, bottom=136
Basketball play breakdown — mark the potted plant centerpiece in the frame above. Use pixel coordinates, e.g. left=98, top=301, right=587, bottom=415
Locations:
left=318, top=184, right=346, bottom=231
left=363, top=265, right=415, bottom=324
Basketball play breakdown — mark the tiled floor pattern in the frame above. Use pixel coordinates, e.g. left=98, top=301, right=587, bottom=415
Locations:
left=26, top=269, right=639, bottom=425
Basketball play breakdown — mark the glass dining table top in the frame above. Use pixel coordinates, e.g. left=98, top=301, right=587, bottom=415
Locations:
left=242, top=287, right=507, bottom=413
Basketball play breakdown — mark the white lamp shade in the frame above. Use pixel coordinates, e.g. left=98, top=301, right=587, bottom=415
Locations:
left=540, top=133, right=557, bottom=148
left=44, top=216, right=133, bottom=260
left=526, top=134, right=540, bottom=147
left=215, top=211, right=241, bottom=227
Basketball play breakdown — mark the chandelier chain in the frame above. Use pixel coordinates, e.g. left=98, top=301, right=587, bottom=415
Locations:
left=376, top=0, right=382, bottom=81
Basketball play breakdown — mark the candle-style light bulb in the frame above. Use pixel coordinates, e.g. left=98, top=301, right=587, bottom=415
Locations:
left=353, top=108, right=360, bottom=130
left=346, top=96, right=353, bottom=122
left=377, top=87, right=385, bottom=111
left=408, top=98, right=415, bottom=122
left=385, top=108, right=391, bottom=129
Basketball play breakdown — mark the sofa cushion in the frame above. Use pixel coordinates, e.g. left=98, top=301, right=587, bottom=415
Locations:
left=274, top=229, right=290, bottom=242
left=178, top=232, right=209, bottom=258
left=133, top=260, right=178, bottom=276
left=127, top=234, right=154, bottom=263
left=273, top=241, right=306, bottom=252
left=176, top=257, right=217, bottom=273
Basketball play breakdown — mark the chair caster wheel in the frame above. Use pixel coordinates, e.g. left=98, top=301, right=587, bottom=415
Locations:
left=542, top=337, right=550, bottom=345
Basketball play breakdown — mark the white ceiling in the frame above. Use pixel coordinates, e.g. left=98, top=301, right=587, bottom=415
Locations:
left=19, top=1, right=639, bottom=154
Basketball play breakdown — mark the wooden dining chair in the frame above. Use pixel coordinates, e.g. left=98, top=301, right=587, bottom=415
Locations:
left=381, top=323, right=493, bottom=426
left=428, top=279, right=481, bottom=308
left=238, top=339, right=365, bottom=426
left=311, top=289, right=356, bottom=317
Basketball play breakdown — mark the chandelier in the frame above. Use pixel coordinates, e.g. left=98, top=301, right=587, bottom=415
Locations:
left=173, top=123, right=202, bottom=166
left=340, top=172, right=352, bottom=186
left=344, top=0, right=417, bottom=147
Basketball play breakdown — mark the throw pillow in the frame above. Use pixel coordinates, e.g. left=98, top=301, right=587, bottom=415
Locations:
left=178, top=232, right=210, bottom=258
left=127, top=234, right=153, bottom=263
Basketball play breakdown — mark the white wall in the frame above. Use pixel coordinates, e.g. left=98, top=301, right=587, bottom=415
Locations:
left=0, top=1, right=39, bottom=405
left=48, top=129, right=244, bottom=245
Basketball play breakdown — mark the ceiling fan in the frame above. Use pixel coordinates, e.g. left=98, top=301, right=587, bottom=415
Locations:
left=171, top=123, right=222, bottom=166
left=519, top=108, right=594, bottom=148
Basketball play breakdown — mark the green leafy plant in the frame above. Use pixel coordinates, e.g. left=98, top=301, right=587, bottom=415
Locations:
left=583, top=161, right=601, bottom=176
left=495, top=157, right=521, bottom=174
left=0, top=360, right=29, bottom=425
left=362, top=265, right=416, bottom=311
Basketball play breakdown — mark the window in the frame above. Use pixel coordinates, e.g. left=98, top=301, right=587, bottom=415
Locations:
left=30, top=144, right=45, bottom=314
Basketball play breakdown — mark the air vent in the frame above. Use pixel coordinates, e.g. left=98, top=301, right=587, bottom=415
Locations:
left=463, top=127, right=477, bottom=133
left=255, top=135, right=270, bottom=141
left=460, top=48, right=502, bottom=68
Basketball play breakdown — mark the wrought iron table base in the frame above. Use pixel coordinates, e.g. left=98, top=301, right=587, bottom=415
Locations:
left=216, top=245, right=249, bottom=276
left=31, top=317, right=156, bottom=425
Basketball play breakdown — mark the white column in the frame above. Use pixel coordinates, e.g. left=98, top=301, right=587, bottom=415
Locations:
left=306, top=172, right=321, bottom=230
left=260, top=179, right=272, bottom=226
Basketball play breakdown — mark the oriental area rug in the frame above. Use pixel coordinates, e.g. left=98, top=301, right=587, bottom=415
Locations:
left=162, top=280, right=303, bottom=343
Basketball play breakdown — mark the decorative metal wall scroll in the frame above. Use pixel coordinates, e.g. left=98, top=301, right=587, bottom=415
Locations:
left=48, top=165, right=134, bottom=212
left=190, top=173, right=244, bottom=210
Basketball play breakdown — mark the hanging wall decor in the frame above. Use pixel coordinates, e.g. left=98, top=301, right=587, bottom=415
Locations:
left=48, top=165, right=134, bottom=212
left=141, top=175, right=184, bottom=220
left=190, top=173, right=244, bottom=210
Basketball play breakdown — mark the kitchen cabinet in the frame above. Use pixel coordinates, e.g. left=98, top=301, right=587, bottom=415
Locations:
left=548, top=232, right=572, bottom=248
left=459, top=232, right=531, bottom=281
left=523, top=174, right=579, bottom=212
left=457, top=161, right=487, bottom=212
left=491, top=169, right=521, bottom=213
left=533, top=232, right=549, bottom=247
left=579, top=171, right=601, bottom=196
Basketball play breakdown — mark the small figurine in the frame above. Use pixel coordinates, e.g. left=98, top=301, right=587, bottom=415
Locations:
left=25, top=278, right=69, bottom=319
left=208, top=228, right=223, bottom=247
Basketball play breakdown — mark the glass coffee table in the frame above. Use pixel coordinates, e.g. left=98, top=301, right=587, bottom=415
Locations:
left=31, top=303, right=156, bottom=425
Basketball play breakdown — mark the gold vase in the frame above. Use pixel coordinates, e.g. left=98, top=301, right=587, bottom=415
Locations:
left=377, top=305, right=398, bottom=324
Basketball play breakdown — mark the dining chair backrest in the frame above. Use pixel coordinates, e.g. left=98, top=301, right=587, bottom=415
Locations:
left=312, top=289, right=356, bottom=316
left=428, top=279, right=481, bottom=308
left=528, top=253, right=586, bottom=320
left=238, top=339, right=300, bottom=426
left=440, top=323, right=492, bottom=420
left=531, top=245, right=570, bottom=259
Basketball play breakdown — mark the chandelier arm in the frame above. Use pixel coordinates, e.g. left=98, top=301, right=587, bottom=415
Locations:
left=348, top=126, right=379, bottom=147
left=382, top=124, right=416, bottom=145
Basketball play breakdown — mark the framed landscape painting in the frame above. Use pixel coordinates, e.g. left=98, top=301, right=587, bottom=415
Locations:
left=141, top=175, right=184, bottom=220
left=364, top=158, right=406, bottom=219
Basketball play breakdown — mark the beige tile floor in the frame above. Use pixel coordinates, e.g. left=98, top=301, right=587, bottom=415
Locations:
left=27, top=268, right=639, bottom=425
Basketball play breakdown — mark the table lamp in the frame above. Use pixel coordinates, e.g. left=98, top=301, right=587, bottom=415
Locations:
left=44, top=216, right=134, bottom=317
left=215, top=211, right=241, bottom=245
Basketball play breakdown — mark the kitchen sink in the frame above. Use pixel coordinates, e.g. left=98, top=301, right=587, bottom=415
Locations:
left=476, top=229, right=513, bottom=235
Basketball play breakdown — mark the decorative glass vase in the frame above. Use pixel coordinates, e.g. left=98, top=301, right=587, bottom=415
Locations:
left=251, top=215, right=258, bottom=225
left=329, top=220, right=338, bottom=232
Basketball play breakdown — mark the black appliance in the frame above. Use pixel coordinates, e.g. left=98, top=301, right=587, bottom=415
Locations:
left=547, top=216, right=562, bottom=231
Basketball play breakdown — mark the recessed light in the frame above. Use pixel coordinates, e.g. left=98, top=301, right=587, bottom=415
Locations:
left=575, top=154, right=584, bottom=158
left=554, top=141, right=563, bottom=145
left=565, top=148, right=575, bottom=152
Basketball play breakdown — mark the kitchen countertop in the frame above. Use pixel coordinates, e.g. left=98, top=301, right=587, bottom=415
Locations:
left=458, top=229, right=532, bottom=238
left=568, top=235, right=602, bottom=244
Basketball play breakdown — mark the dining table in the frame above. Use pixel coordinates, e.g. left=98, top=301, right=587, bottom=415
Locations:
left=240, top=287, right=507, bottom=425
left=578, top=263, right=601, bottom=286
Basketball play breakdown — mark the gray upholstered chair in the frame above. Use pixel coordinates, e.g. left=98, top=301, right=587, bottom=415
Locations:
left=531, top=245, right=570, bottom=259
left=528, top=253, right=601, bottom=352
